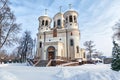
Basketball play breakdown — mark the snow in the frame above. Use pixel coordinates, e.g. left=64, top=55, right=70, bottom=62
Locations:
left=0, top=63, right=120, bottom=80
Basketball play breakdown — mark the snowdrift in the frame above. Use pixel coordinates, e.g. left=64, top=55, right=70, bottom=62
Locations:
left=0, top=63, right=120, bottom=80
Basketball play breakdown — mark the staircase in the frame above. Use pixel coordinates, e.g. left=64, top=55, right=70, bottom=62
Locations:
left=34, top=59, right=66, bottom=67
left=35, top=60, right=49, bottom=67
left=34, top=59, right=78, bottom=67
left=27, top=58, right=34, bottom=66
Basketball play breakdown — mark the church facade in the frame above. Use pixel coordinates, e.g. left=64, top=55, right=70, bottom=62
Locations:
left=36, top=6, right=86, bottom=61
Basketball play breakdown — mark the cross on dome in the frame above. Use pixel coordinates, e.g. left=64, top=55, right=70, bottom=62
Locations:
left=45, top=9, right=48, bottom=15
left=59, top=6, right=62, bottom=13
left=69, top=4, right=72, bottom=9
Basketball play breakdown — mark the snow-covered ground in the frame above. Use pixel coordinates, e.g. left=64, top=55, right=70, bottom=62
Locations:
left=0, top=63, right=120, bottom=80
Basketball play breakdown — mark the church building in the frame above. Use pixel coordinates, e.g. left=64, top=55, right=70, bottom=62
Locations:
left=36, top=5, right=86, bottom=62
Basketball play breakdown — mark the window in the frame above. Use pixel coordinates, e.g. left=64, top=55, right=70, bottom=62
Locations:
left=83, top=52, right=86, bottom=58
left=45, top=20, right=48, bottom=26
left=71, top=32, right=73, bottom=36
left=57, top=19, right=61, bottom=26
left=54, top=21, right=56, bottom=27
left=53, top=29, right=57, bottom=37
left=64, top=20, right=65, bottom=24
left=69, top=15, right=73, bottom=22
left=76, top=46, right=79, bottom=53
left=42, top=20, right=44, bottom=26
left=39, top=42, right=42, bottom=48
left=66, top=17, right=68, bottom=23
left=70, top=39, right=74, bottom=46
left=74, top=16, right=77, bottom=23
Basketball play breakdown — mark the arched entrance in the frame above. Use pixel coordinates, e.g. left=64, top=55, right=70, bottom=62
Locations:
left=47, top=46, right=55, bottom=60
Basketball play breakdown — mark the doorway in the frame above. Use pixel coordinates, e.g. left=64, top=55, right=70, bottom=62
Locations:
left=47, top=46, right=55, bottom=60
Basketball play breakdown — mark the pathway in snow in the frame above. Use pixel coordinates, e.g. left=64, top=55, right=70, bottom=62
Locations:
left=0, top=69, right=18, bottom=80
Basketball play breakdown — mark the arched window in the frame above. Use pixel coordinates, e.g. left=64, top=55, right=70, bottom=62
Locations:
left=76, top=46, right=79, bottom=53
left=70, top=39, right=74, bottom=46
left=57, top=19, right=61, bottom=26
left=45, top=20, right=48, bottom=26
left=53, top=29, right=57, bottom=37
left=74, top=16, right=77, bottom=23
left=54, top=21, right=56, bottom=27
left=39, top=42, right=42, bottom=48
left=83, top=52, right=86, bottom=58
left=71, top=32, right=73, bottom=36
left=66, top=17, right=68, bottom=23
left=69, top=15, right=73, bottom=22
left=40, top=36, right=41, bottom=39
left=63, top=20, right=65, bottom=26
left=42, top=20, right=44, bottom=26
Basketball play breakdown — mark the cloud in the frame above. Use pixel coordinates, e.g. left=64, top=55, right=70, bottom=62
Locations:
left=80, top=0, right=120, bottom=56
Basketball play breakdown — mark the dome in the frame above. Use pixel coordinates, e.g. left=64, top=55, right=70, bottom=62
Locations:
left=53, top=12, right=63, bottom=19
left=63, top=9, right=79, bottom=29
left=38, top=15, right=52, bottom=22
left=53, top=12, right=64, bottom=28
left=38, top=15, right=52, bottom=30
left=64, top=9, right=78, bottom=18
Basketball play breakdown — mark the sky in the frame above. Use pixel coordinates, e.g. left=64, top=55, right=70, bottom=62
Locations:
left=9, top=0, right=120, bottom=57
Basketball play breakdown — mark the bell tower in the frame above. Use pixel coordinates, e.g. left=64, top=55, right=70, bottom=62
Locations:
left=37, top=9, right=52, bottom=60
left=38, top=9, right=52, bottom=32
left=63, top=4, right=80, bottom=60
left=64, top=4, right=78, bottom=29
left=53, top=6, right=64, bottom=29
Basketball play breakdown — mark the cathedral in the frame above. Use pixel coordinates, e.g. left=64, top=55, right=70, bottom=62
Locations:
left=36, top=5, right=86, bottom=62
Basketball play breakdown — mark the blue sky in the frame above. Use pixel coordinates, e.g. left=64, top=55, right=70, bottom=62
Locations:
left=9, top=0, right=120, bottom=56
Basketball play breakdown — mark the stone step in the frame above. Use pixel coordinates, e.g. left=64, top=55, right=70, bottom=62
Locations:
left=35, top=59, right=68, bottom=67
left=35, top=60, right=49, bottom=67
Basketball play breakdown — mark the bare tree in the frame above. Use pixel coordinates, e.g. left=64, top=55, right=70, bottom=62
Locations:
left=8, top=53, right=17, bottom=62
left=0, top=0, right=21, bottom=49
left=92, top=51, right=103, bottom=58
left=84, top=40, right=96, bottom=62
left=18, top=31, right=33, bottom=62
left=0, top=50, right=8, bottom=63
left=113, top=20, right=120, bottom=41
left=12, top=47, right=20, bottom=58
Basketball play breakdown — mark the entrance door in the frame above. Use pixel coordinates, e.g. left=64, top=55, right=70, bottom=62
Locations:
left=47, top=46, right=55, bottom=60
left=48, top=52, right=55, bottom=60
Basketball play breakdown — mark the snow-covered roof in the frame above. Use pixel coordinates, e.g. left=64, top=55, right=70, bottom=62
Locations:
left=92, top=58, right=102, bottom=61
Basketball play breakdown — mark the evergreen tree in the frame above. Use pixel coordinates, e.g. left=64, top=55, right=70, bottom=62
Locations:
left=111, top=40, right=120, bottom=71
